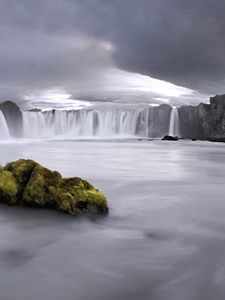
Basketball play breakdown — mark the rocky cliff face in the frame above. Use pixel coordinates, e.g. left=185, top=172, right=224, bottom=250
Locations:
left=148, top=104, right=172, bottom=137
left=0, top=101, right=23, bottom=137
left=178, top=95, right=225, bottom=139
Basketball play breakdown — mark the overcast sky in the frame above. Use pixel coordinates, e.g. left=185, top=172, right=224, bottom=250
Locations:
left=0, top=0, right=224, bottom=106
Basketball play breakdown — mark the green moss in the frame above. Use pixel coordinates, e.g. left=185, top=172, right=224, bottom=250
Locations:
left=61, top=177, right=93, bottom=189
left=85, top=189, right=108, bottom=213
left=0, top=171, right=18, bottom=204
left=23, top=169, right=45, bottom=206
left=5, top=159, right=38, bottom=195
left=23, top=165, right=61, bottom=207
left=57, top=191, right=76, bottom=214
left=74, top=189, right=108, bottom=213
left=60, top=177, right=108, bottom=213
left=0, top=159, right=108, bottom=215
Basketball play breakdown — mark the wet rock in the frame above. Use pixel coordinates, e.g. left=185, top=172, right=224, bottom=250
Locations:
left=161, top=135, right=179, bottom=141
left=208, top=137, right=225, bottom=143
left=0, top=159, right=108, bottom=215
left=0, top=101, right=23, bottom=137
left=148, top=104, right=172, bottom=138
left=26, top=108, right=42, bottom=112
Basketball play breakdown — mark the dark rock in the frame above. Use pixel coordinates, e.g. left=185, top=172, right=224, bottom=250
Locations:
left=161, top=135, right=179, bottom=141
left=148, top=104, right=172, bottom=137
left=208, top=137, right=225, bottom=143
left=0, top=101, right=23, bottom=137
left=178, top=103, right=209, bottom=139
left=0, top=159, right=108, bottom=215
left=178, top=95, right=225, bottom=140
left=26, top=108, right=42, bottom=112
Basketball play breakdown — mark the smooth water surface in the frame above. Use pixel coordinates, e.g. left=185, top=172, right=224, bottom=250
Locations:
left=0, top=140, right=225, bottom=300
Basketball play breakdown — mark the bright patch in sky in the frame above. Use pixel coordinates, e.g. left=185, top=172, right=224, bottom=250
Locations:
left=105, top=69, right=193, bottom=97
left=25, top=68, right=207, bottom=109
left=25, top=90, right=93, bottom=110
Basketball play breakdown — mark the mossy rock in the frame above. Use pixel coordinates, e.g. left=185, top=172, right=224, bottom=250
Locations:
left=5, top=159, right=37, bottom=197
left=59, top=177, right=108, bottom=213
left=23, top=164, right=62, bottom=207
left=0, top=170, right=18, bottom=205
left=0, top=159, right=108, bottom=215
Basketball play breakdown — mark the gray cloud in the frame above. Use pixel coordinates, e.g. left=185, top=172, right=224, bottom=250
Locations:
left=0, top=0, right=224, bottom=104
left=72, top=0, right=225, bottom=94
left=0, top=0, right=115, bottom=102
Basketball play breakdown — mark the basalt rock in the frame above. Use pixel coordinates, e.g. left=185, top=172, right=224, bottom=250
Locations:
left=0, top=101, right=23, bottom=137
left=148, top=104, right=172, bottom=137
left=0, top=159, right=108, bottom=215
left=178, top=95, right=225, bottom=140
left=161, top=135, right=179, bottom=141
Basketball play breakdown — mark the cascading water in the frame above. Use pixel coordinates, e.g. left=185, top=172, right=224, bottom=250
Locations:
left=0, top=111, right=10, bottom=139
left=169, top=107, right=180, bottom=137
left=21, top=104, right=175, bottom=139
left=22, top=108, right=151, bottom=139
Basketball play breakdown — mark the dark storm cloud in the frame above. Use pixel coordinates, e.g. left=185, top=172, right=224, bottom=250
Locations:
left=73, top=0, right=225, bottom=94
left=0, top=0, right=224, bottom=101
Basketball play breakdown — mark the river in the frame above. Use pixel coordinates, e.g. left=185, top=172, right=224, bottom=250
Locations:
left=0, top=139, right=225, bottom=300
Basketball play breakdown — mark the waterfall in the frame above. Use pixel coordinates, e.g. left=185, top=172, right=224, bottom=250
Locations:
left=21, top=105, right=176, bottom=139
left=169, top=107, right=180, bottom=137
left=0, top=111, right=10, bottom=139
left=22, top=108, right=151, bottom=139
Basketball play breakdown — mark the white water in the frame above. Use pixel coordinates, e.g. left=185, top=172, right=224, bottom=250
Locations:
left=169, top=107, right=180, bottom=137
left=0, top=105, right=182, bottom=140
left=22, top=108, right=150, bottom=139
left=0, top=111, right=10, bottom=139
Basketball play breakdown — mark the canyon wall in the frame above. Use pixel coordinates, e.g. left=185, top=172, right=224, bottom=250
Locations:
left=178, top=95, right=225, bottom=140
left=0, top=101, right=23, bottom=137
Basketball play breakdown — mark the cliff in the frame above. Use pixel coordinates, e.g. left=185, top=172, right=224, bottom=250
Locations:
left=0, top=101, right=23, bottom=137
left=178, top=95, right=225, bottom=140
left=148, top=104, right=172, bottom=137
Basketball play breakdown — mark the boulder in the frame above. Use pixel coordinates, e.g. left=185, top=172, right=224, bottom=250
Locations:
left=161, top=135, right=179, bottom=141
left=0, top=159, right=108, bottom=215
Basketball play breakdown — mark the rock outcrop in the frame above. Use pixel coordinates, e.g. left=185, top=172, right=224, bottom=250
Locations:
left=0, top=159, right=108, bottom=215
left=148, top=104, right=172, bottom=137
left=0, top=101, right=23, bottom=137
left=178, top=95, right=225, bottom=140
left=161, top=135, right=179, bottom=141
